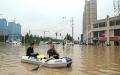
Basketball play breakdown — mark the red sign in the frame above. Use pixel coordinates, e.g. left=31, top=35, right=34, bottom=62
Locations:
left=110, top=36, right=120, bottom=41
left=98, top=36, right=120, bottom=41
left=98, top=37, right=107, bottom=41
left=99, top=33, right=105, bottom=37
left=109, top=37, right=116, bottom=41
left=118, top=36, right=120, bottom=40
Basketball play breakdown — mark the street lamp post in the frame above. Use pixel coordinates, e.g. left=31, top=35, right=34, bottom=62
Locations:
left=61, top=16, right=74, bottom=45
left=55, top=32, right=58, bottom=40
left=43, top=31, right=49, bottom=43
left=71, top=17, right=74, bottom=45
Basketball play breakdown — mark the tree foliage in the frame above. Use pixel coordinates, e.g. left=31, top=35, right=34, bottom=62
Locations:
left=23, top=32, right=50, bottom=44
left=0, top=35, right=8, bottom=42
left=64, top=33, right=73, bottom=41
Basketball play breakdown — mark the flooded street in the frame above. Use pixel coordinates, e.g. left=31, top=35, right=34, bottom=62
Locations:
left=0, top=44, right=120, bottom=75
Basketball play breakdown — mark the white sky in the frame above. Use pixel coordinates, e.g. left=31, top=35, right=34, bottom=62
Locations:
left=0, top=0, right=114, bottom=39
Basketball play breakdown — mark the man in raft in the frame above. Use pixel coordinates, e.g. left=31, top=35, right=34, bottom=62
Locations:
left=26, top=43, right=39, bottom=58
left=47, top=44, right=60, bottom=60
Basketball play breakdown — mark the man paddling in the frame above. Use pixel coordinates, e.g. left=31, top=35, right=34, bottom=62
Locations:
left=26, top=43, right=39, bottom=58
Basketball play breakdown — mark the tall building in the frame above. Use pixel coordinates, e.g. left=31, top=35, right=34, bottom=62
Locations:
left=7, top=21, right=22, bottom=42
left=82, top=0, right=97, bottom=44
left=8, top=22, right=21, bottom=35
left=0, top=18, right=7, bottom=35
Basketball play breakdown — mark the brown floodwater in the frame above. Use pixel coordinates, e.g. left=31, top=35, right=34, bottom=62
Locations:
left=0, top=44, right=120, bottom=75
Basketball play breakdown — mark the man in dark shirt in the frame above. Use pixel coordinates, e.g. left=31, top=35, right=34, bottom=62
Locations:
left=26, top=43, right=39, bottom=57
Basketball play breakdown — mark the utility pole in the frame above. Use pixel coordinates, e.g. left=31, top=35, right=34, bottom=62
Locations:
left=43, top=31, right=49, bottom=38
left=71, top=17, right=74, bottom=45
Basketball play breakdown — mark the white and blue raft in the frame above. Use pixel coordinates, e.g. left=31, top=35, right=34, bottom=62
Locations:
left=21, top=55, right=72, bottom=68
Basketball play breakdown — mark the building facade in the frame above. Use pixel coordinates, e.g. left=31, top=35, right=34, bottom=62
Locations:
left=92, top=16, right=120, bottom=46
left=82, top=0, right=120, bottom=46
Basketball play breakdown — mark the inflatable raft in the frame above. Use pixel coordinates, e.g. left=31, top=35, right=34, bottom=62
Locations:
left=21, top=56, right=72, bottom=68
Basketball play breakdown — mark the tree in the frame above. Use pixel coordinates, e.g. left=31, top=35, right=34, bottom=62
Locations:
left=23, top=33, right=61, bottom=44
left=29, top=34, right=33, bottom=43
left=64, top=33, right=73, bottom=41
left=25, top=33, right=29, bottom=43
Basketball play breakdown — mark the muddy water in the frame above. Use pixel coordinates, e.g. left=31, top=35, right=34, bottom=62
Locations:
left=0, top=44, right=120, bottom=75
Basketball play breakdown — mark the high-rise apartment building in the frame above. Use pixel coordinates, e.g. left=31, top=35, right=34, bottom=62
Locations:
left=0, top=18, right=7, bottom=35
left=83, top=0, right=97, bottom=44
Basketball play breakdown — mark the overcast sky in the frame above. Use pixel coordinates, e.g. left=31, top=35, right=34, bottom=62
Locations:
left=0, top=0, right=114, bottom=39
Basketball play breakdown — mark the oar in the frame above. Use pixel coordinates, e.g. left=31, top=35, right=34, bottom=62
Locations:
left=31, top=60, right=49, bottom=71
left=31, top=64, right=43, bottom=71
left=31, top=55, right=47, bottom=71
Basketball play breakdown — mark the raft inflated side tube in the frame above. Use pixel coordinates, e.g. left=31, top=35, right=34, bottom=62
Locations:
left=63, top=57, right=72, bottom=67
left=21, top=56, right=72, bottom=68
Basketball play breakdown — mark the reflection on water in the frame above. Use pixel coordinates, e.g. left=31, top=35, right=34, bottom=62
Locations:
left=0, top=44, right=120, bottom=75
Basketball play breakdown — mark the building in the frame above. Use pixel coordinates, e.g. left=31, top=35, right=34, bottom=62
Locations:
left=82, top=0, right=120, bottom=46
left=83, top=0, right=97, bottom=44
left=92, top=16, right=120, bottom=46
left=7, top=21, right=22, bottom=42
left=0, top=18, right=7, bottom=35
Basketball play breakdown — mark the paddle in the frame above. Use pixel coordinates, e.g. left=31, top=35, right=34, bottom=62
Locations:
left=31, top=64, right=43, bottom=71
left=31, top=55, right=47, bottom=71
left=31, top=59, right=49, bottom=72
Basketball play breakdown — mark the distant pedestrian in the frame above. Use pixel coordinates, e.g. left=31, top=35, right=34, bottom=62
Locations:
left=48, top=38, right=53, bottom=44
left=62, top=41, right=65, bottom=47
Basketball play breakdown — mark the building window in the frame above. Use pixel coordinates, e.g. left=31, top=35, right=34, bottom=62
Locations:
left=93, top=31, right=98, bottom=37
left=93, top=24, right=99, bottom=28
left=99, top=22, right=106, bottom=27
left=116, top=19, right=120, bottom=25
left=110, top=20, right=116, bottom=26
left=114, top=29, right=120, bottom=36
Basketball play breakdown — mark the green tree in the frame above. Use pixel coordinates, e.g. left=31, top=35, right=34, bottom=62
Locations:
left=64, top=33, right=73, bottom=41
left=25, top=33, right=29, bottom=43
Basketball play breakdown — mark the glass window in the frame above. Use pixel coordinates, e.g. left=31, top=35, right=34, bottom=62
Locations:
left=110, top=20, right=116, bottom=26
left=99, top=22, right=106, bottom=27
left=93, top=31, right=98, bottom=37
left=116, top=19, right=120, bottom=25
left=93, top=24, right=99, bottom=28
